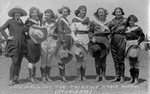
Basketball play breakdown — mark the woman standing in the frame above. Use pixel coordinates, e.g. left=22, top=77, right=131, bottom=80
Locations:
left=40, top=9, right=58, bottom=82
left=89, top=8, right=110, bottom=82
left=24, top=7, right=46, bottom=83
left=108, top=7, right=127, bottom=83
left=0, top=6, right=27, bottom=86
left=125, top=15, right=145, bottom=84
left=56, top=6, right=73, bottom=82
left=71, top=5, right=91, bottom=81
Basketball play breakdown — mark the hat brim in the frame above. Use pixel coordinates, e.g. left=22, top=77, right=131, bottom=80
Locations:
left=8, top=8, right=27, bottom=17
left=29, top=26, right=47, bottom=44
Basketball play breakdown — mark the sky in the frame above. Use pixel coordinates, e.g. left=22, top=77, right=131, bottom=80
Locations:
left=0, top=0, right=149, bottom=35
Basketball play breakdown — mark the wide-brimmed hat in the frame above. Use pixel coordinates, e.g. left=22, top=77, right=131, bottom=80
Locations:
left=8, top=5, right=27, bottom=17
left=55, top=46, right=73, bottom=64
left=60, top=49, right=69, bottom=58
left=29, top=26, right=47, bottom=44
left=126, top=45, right=141, bottom=61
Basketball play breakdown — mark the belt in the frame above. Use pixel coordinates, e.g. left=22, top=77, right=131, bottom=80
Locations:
left=113, top=33, right=126, bottom=35
left=94, top=33, right=110, bottom=36
left=76, top=30, right=88, bottom=34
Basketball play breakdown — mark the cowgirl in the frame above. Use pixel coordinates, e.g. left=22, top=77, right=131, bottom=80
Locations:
left=108, top=7, right=127, bottom=83
left=40, top=9, right=58, bottom=82
left=0, top=6, right=27, bottom=86
left=71, top=5, right=91, bottom=81
left=24, top=7, right=46, bottom=83
left=125, top=15, right=145, bottom=84
left=89, top=7, right=110, bottom=82
left=56, top=6, right=73, bottom=82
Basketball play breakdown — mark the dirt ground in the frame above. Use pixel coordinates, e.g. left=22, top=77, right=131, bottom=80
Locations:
left=0, top=49, right=149, bottom=94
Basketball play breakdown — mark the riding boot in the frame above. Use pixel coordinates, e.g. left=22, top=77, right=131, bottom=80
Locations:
left=81, top=66, right=86, bottom=81
left=59, top=63, right=67, bottom=82
left=76, top=67, right=81, bottom=81
left=95, top=66, right=100, bottom=82
left=28, top=68, right=38, bottom=83
left=40, top=67, right=47, bottom=83
left=134, top=68, right=139, bottom=85
left=45, top=66, right=52, bottom=81
left=120, top=63, right=125, bottom=83
left=101, top=66, right=106, bottom=82
left=128, top=68, right=135, bottom=83
left=112, top=63, right=120, bottom=82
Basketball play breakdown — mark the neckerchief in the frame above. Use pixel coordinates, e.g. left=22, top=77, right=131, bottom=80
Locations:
left=72, top=17, right=90, bottom=25
left=94, top=17, right=109, bottom=32
left=59, top=17, right=70, bottom=28
left=126, top=26, right=139, bottom=33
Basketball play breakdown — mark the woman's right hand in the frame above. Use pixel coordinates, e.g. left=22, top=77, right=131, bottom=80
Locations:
left=92, top=37, right=96, bottom=43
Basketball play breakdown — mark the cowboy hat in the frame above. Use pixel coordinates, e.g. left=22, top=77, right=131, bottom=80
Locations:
left=126, top=45, right=141, bottom=61
left=55, top=46, right=73, bottom=64
left=8, top=5, right=27, bottom=17
left=29, top=26, right=47, bottom=44
left=60, top=50, right=69, bottom=58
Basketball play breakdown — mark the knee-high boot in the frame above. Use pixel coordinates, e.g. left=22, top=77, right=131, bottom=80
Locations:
left=45, top=66, right=52, bottom=81
left=59, top=63, right=67, bottom=82
left=120, top=63, right=125, bottom=83
left=128, top=68, right=135, bottom=83
left=76, top=66, right=81, bottom=81
left=40, top=67, right=47, bottom=83
left=28, top=67, right=38, bottom=83
left=95, top=66, right=100, bottom=82
left=112, top=62, right=120, bottom=82
left=81, top=66, right=86, bottom=81
left=134, top=68, right=139, bottom=85
left=101, top=66, right=106, bottom=82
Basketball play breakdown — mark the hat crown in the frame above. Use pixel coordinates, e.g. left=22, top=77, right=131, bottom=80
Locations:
left=29, top=26, right=47, bottom=44
left=8, top=5, right=27, bottom=17
left=60, top=50, right=68, bottom=58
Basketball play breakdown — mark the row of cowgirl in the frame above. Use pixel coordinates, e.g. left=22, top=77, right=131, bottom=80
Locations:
left=0, top=5, right=145, bottom=86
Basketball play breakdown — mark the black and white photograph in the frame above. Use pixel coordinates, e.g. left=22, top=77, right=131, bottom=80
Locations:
left=0, top=0, right=149, bottom=94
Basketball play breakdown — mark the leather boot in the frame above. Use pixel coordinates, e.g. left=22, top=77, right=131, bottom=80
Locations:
left=81, top=67, right=86, bottom=81
left=101, top=66, right=106, bottom=82
left=59, top=63, right=67, bottom=82
left=28, top=68, right=38, bottom=83
left=95, top=66, right=100, bottom=82
left=76, top=67, right=81, bottom=81
left=111, top=63, right=120, bottom=82
left=120, top=63, right=125, bottom=83
left=45, top=66, right=52, bottom=81
left=134, top=68, right=139, bottom=85
left=33, top=67, right=39, bottom=82
left=40, top=67, right=47, bottom=83
left=128, top=68, right=134, bottom=83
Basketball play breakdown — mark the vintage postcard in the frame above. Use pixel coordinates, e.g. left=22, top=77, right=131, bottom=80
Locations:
left=0, top=0, right=149, bottom=94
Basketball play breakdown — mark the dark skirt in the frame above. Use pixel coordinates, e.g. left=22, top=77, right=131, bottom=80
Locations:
left=26, top=38, right=41, bottom=63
